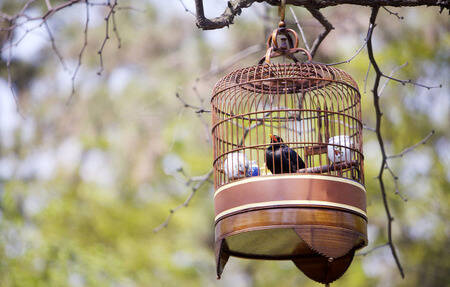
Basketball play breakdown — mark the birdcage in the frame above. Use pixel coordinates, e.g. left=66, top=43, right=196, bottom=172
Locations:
left=211, top=22, right=367, bottom=285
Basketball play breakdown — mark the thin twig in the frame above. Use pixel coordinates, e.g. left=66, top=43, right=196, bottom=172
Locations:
left=379, top=62, right=408, bottom=96
left=44, top=20, right=68, bottom=71
left=384, top=162, right=408, bottom=201
left=199, top=44, right=263, bottom=78
left=97, top=0, right=118, bottom=75
left=153, top=169, right=213, bottom=232
left=381, top=74, right=442, bottom=90
left=382, top=6, right=404, bottom=19
left=306, top=7, right=334, bottom=58
left=364, top=60, right=371, bottom=94
left=176, top=91, right=211, bottom=143
left=177, top=0, right=196, bottom=16
left=387, top=130, right=435, bottom=159
left=68, top=0, right=90, bottom=104
left=111, top=7, right=122, bottom=48
left=289, top=7, right=310, bottom=52
left=175, top=92, right=211, bottom=113
left=357, top=243, right=390, bottom=256
left=363, top=123, right=376, bottom=132
left=327, top=28, right=370, bottom=66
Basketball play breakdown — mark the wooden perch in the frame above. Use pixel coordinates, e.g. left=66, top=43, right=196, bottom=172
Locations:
left=298, top=160, right=358, bottom=174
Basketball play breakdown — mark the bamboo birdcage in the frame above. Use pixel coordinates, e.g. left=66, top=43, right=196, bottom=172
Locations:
left=211, top=24, right=367, bottom=285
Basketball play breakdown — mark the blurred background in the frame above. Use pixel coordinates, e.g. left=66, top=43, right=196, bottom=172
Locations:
left=0, top=1, right=449, bottom=286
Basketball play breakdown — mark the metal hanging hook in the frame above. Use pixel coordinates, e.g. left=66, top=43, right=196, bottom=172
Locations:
left=258, top=0, right=312, bottom=64
left=278, top=0, right=286, bottom=26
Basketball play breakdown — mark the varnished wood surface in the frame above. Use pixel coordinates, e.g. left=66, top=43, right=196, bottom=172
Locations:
left=214, top=175, right=366, bottom=221
left=216, top=207, right=367, bottom=239
left=293, top=250, right=355, bottom=284
left=215, top=208, right=367, bottom=261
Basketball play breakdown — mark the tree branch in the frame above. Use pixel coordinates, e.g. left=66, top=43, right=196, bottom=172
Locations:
left=387, top=130, right=435, bottom=159
left=384, top=161, right=408, bottom=201
left=367, top=6, right=405, bottom=278
left=193, top=0, right=449, bottom=30
left=327, top=28, right=370, bottom=66
left=379, top=62, right=409, bottom=96
left=199, top=44, right=264, bottom=78
left=357, top=243, right=390, bottom=256
left=175, top=92, right=211, bottom=114
left=153, top=169, right=213, bottom=232
left=195, top=0, right=257, bottom=30
left=306, top=7, right=334, bottom=58
left=289, top=7, right=310, bottom=52
left=68, top=0, right=89, bottom=104
left=382, top=6, right=404, bottom=19
left=97, top=0, right=119, bottom=75
left=44, top=20, right=68, bottom=71
left=177, top=0, right=195, bottom=16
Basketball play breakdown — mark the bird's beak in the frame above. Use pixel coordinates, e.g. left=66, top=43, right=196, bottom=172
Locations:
left=269, top=134, right=277, bottom=142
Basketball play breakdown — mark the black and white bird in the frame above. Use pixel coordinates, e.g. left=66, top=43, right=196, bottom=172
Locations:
left=265, top=134, right=305, bottom=174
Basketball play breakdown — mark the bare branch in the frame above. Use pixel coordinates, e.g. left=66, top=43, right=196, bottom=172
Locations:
left=363, top=123, right=376, bottom=132
left=175, top=91, right=211, bottom=143
left=367, top=6, right=405, bottom=278
left=381, top=74, right=442, bottom=90
left=382, top=6, right=404, bottom=19
left=195, top=0, right=256, bottom=30
left=175, top=92, right=211, bottom=113
left=199, top=44, right=264, bottom=78
left=384, top=162, right=408, bottom=201
left=364, top=60, right=371, bottom=93
left=153, top=169, right=213, bottom=232
left=44, top=21, right=68, bottom=71
left=379, top=62, right=408, bottom=96
left=177, top=0, right=196, bottom=16
left=357, top=243, right=390, bottom=256
left=68, top=0, right=89, bottom=104
left=387, top=130, right=435, bottom=159
left=327, top=28, right=370, bottom=66
left=289, top=7, right=310, bottom=51
left=111, top=7, right=122, bottom=49
left=97, top=0, right=118, bottom=75
left=193, top=1, right=449, bottom=31
left=306, top=7, right=334, bottom=58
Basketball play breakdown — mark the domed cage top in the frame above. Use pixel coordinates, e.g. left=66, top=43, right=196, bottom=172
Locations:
left=212, top=62, right=364, bottom=188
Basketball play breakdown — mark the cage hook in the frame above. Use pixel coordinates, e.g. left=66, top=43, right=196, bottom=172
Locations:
left=278, top=0, right=286, bottom=26
left=259, top=0, right=313, bottom=64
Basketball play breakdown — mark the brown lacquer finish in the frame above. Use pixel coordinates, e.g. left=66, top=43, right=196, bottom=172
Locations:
left=293, top=250, right=355, bottom=284
left=215, top=207, right=367, bottom=259
left=211, top=26, right=366, bottom=284
left=214, top=175, right=366, bottom=221
left=214, top=207, right=367, bottom=282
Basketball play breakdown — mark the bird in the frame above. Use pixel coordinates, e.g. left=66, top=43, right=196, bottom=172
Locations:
left=265, top=134, right=305, bottom=174
left=223, top=152, right=249, bottom=179
left=327, top=135, right=353, bottom=164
